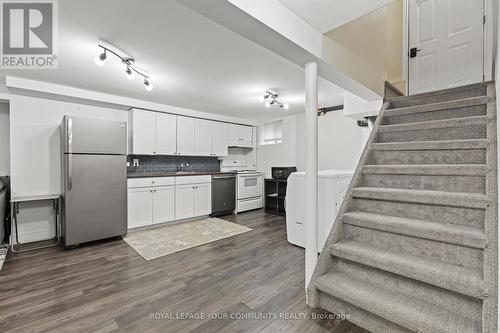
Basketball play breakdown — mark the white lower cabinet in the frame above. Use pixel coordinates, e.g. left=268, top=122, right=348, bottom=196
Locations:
left=128, top=178, right=175, bottom=229
left=175, top=184, right=196, bottom=220
left=194, top=183, right=211, bottom=216
left=175, top=182, right=212, bottom=219
left=152, top=186, right=175, bottom=224
left=128, top=187, right=154, bottom=229
left=128, top=176, right=212, bottom=229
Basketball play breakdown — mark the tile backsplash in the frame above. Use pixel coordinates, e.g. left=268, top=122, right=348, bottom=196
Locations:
left=127, top=155, right=220, bottom=174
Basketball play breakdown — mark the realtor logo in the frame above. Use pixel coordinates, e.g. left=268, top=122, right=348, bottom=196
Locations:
left=1, top=0, right=58, bottom=68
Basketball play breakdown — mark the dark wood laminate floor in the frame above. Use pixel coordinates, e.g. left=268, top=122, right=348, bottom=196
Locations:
left=0, top=210, right=369, bottom=333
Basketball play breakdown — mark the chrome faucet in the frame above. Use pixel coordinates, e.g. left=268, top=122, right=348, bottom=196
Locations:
left=179, top=162, right=190, bottom=172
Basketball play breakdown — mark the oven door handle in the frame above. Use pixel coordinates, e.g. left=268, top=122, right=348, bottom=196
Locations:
left=213, top=175, right=236, bottom=179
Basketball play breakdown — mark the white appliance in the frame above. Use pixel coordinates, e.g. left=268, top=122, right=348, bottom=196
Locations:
left=221, top=160, right=263, bottom=213
left=286, top=170, right=353, bottom=252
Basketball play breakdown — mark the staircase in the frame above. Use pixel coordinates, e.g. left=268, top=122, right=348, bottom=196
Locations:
left=307, top=82, right=498, bottom=333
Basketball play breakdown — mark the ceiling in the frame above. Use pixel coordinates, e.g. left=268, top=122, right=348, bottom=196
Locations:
left=0, top=0, right=346, bottom=120
left=279, top=0, right=393, bottom=33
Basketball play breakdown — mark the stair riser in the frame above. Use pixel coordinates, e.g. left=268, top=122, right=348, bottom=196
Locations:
left=318, top=292, right=413, bottom=333
left=343, top=225, right=483, bottom=270
left=389, top=85, right=487, bottom=109
left=352, top=198, right=485, bottom=228
left=383, top=104, right=487, bottom=125
left=362, top=174, right=485, bottom=194
left=332, top=258, right=483, bottom=320
left=369, top=149, right=486, bottom=165
left=377, top=125, right=486, bottom=143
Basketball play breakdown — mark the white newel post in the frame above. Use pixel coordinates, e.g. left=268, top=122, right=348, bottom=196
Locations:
left=305, top=61, right=318, bottom=288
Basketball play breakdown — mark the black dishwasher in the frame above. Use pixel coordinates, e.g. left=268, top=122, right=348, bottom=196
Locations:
left=211, top=174, right=236, bottom=217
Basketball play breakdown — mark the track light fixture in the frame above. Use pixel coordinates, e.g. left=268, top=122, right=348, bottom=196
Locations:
left=260, top=90, right=289, bottom=109
left=95, top=41, right=153, bottom=91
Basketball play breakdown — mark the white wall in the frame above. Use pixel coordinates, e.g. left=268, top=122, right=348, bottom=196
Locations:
left=257, top=111, right=368, bottom=177
left=0, top=103, right=9, bottom=175
left=10, top=95, right=127, bottom=198
left=257, top=115, right=297, bottom=178
left=9, top=95, right=128, bottom=242
left=295, top=111, right=368, bottom=171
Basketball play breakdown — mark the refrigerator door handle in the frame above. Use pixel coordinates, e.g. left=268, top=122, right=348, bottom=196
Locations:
left=68, top=154, right=73, bottom=191
left=67, top=117, right=73, bottom=153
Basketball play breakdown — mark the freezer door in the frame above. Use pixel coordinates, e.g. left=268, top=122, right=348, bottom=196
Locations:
left=63, top=154, right=127, bottom=246
left=63, top=116, right=127, bottom=154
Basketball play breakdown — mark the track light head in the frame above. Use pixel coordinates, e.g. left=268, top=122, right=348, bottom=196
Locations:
left=125, top=66, right=135, bottom=80
left=144, top=78, right=154, bottom=91
left=259, top=93, right=270, bottom=103
left=94, top=50, right=107, bottom=66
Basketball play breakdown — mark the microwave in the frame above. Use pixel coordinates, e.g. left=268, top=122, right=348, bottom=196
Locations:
left=271, top=167, right=297, bottom=179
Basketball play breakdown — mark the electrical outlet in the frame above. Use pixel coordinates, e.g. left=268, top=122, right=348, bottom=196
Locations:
left=133, top=159, right=139, bottom=167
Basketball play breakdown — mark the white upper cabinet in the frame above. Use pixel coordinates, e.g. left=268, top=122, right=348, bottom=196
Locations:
left=212, top=122, right=228, bottom=156
left=156, top=113, right=177, bottom=155
left=130, top=109, right=250, bottom=156
left=228, top=124, right=253, bottom=147
left=130, top=110, right=156, bottom=154
left=177, top=116, right=195, bottom=156
left=194, top=119, right=213, bottom=156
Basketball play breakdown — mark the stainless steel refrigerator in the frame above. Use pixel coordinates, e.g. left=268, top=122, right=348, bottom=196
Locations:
left=61, top=116, right=127, bottom=247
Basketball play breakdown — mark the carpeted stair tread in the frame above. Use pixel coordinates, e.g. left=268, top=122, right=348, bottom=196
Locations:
left=370, top=139, right=488, bottom=151
left=342, top=211, right=486, bottom=249
left=386, top=81, right=488, bottom=105
left=383, top=96, right=489, bottom=117
left=352, top=187, right=487, bottom=209
left=316, top=272, right=482, bottom=333
left=378, top=115, right=488, bottom=133
left=308, top=82, right=496, bottom=333
left=362, top=164, right=487, bottom=176
left=330, top=240, right=486, bottom=299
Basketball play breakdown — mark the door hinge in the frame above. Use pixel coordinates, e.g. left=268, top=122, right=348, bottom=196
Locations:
left=483, top=15, right=486, bottom=24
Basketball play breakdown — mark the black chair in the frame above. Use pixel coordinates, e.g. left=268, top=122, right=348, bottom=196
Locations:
left=0, top=176, right=10, bottom=244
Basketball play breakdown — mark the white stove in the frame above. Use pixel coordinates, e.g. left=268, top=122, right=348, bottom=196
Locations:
left=221, top=160, right=263, bottom=213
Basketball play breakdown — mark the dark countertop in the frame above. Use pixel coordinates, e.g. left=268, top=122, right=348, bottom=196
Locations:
left=127, top=171, right=236, bottom=178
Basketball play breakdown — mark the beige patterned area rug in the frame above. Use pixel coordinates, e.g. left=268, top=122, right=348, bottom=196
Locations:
left=123, top=217, right=252, bottom=261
